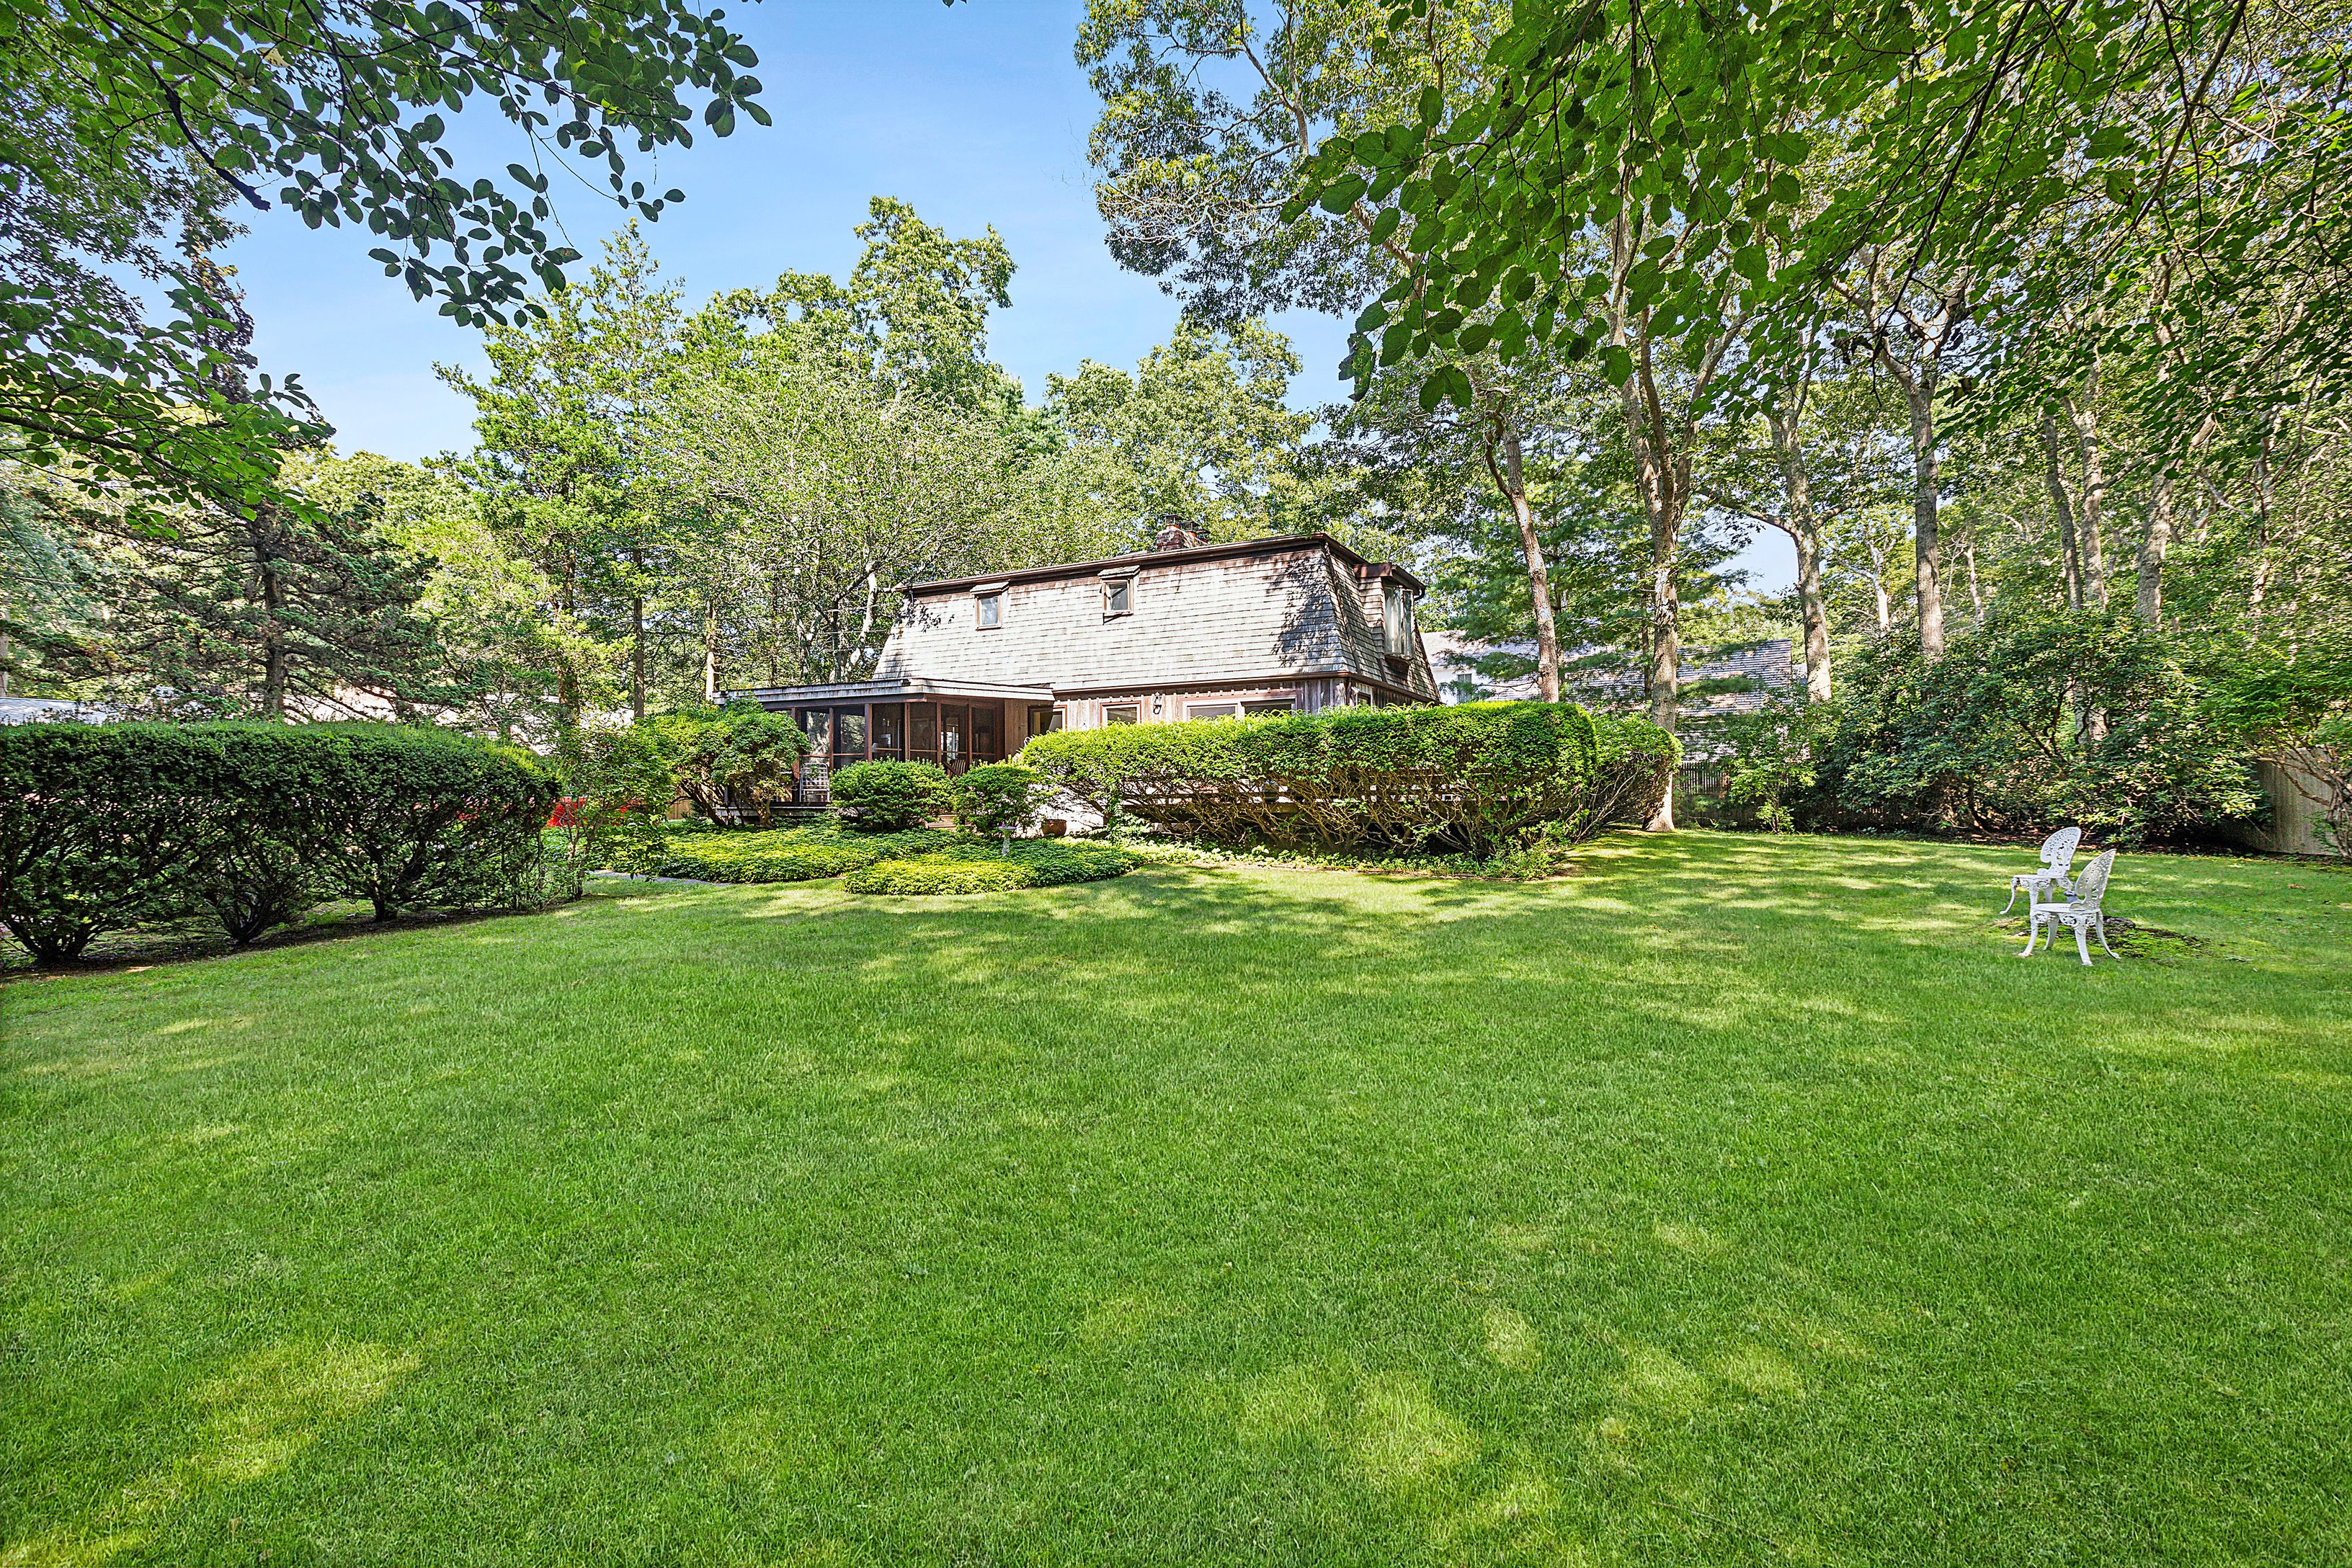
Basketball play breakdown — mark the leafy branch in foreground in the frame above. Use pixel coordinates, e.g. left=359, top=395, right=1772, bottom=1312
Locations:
left=0, top=0, right=775, bottom=511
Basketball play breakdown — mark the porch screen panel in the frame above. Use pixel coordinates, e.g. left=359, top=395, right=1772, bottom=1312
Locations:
left=872, top=702, right=906, bottom=761
left=832, top=706, right=868, bottom=772
left=972, top=705, right=1000, bottom=762
left=909, top=705, right=938, bottom=767
left=940, top=705, right=967, bottom=772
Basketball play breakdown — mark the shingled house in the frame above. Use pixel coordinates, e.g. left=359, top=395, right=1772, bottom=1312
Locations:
left=727, top=529, right=1439, bottom=778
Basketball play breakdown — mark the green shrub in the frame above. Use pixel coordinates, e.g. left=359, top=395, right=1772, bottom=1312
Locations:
left=832, top=760, right=953, bottom=830
left=650, top=702, right=811, bottom=826
left=313, top=724, right=559, bottom=918
left=0, top=722, right=556, bottom=961
left=1806, top=610, right=2263, bottom=845
left=950, top=762, right=1049, bottom=847
left=548, top=719, right=679, bottom=898
left=842, top=838, right=1139, bottom=896
left=1016, top=702, right=1675, bottom=857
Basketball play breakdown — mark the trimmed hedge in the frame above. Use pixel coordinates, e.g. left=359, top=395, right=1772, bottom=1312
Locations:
left=0, top=722, right=556, bottom=961
left=1016, top=701, right=1676, bottom=856
left=843, top=839, right=1139, bottom=896
left=602, top=823, right=960, bottom=883
left=831, top=760, right=953, bottom=830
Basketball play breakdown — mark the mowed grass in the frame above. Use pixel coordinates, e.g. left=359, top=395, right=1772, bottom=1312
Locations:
left=3, top=832, right=2348, bottom=1567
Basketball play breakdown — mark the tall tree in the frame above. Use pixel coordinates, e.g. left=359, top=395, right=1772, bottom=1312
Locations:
left=1046, top=320, right=1316, bottom=540
left=1077, top=1, right=1579, bottom=687
left=441, top=228, right=685, bottom=721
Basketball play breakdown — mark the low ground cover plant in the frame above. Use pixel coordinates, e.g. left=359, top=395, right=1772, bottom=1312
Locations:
left=1018, top=701, right=1675, bottom=856
left=0, top=721, right=554, bottom=961
left=607, top=821, right=1136, bottom=892
left=832, top=760, right=953, bottom=830
left=602, top=821, right=961, bottom=882
left=842, top=837, right=1138, bottom=894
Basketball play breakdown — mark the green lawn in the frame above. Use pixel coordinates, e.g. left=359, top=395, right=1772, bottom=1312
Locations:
left=4, top=832, right=2348, bottom=1567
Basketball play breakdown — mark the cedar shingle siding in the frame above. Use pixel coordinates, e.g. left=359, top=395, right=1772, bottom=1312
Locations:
left=880, top=535, right=1438, bottom=705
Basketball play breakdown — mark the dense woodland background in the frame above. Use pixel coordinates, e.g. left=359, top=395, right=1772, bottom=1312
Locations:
left=1, top=0, right=2346, bottom=848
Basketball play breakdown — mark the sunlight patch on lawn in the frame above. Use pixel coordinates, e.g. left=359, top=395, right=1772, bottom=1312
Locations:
left=1613, top=1345, right=1710, bottom=1419
left=1482, top=1305, right=1542, bottom=1371
left=3, top=1341, right=414, bottom=1568
left=1350, top=1372, right=1479, bottom=1492
left=1712, top=1342, right=1807, bottom=1400
left=1079, top=1291, right=1183, bottom=1348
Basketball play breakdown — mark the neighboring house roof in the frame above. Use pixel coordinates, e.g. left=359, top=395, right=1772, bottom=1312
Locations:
left=863, top=533, right=1438, bottom=702
left=1425, top=632, right=1797, bottom=719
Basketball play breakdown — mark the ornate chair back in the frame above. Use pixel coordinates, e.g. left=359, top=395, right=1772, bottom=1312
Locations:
left=2070, top=849, right=2115, bottom=912
left=2040, top=826, right=2082, bottom=874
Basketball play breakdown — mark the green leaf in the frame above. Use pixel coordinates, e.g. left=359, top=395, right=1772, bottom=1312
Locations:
left=1319, top=175, right=1368, bottom=214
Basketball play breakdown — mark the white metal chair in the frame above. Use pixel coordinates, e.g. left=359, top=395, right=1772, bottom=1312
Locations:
left=2020, top=848, right=2118, bottom=965
left=2003, top=826, right=2082, bottom=914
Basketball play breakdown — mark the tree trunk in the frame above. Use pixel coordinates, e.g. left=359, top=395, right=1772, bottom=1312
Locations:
left=1766, top=406, right=1831, bottom=701
left=2041, top=415, right=2082, bottom=611
left=257, top=518, right=288, bottom=720
left=1963, top=519, right=1985, bottom=625
left=1902, top=378, right=1946, bottom=655
left=2137, top=468, right=2175, bottom=624
left=703, top=592, right=720, bottom=705
left=2067, top=385, right=2109, bottom=610
left=631, top=594, right=647, bottom=721
left=1482, top=415, right=1562, bottom=701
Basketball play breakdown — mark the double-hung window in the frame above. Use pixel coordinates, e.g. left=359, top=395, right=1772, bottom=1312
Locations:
left=974, top=582, right=1008, bottom=629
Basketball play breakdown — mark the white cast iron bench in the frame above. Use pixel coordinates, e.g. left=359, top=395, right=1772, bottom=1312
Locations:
left=2003, top=826, right=2082, bottom=914
left=2019, top=847, right=2119, bottom=966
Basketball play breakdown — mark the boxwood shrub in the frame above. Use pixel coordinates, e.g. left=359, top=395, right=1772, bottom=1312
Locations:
left=1016, top=701, right=1676, bottom=856
left=830, top=760, right=953, bottom=831
left=842, top=838, right=1139, bottom=896
left=0, top=722, right=556, bottom=962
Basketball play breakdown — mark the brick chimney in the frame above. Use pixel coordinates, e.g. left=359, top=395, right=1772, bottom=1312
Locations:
left=1149, top=512, right=1203, bottom=551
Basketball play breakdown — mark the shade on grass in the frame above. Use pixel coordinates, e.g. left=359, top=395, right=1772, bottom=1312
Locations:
left=2, top=832, right=2347, bottom=1566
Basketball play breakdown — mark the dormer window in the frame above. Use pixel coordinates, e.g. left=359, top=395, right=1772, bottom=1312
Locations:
left=1100, top=565, right=1137, bottom=618
left=1382, top=583, right=1413, bottom=656
left=974, top=582, right=1007, bottom=629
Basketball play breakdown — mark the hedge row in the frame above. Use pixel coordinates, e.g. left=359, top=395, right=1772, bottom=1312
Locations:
left=843, top=839, right=1139, bottom=895
left=1016, top=702, right=1676, bottom=856
left=0, top=723, right=556, bottom=961
left=600, top=823, right=961, bottom=882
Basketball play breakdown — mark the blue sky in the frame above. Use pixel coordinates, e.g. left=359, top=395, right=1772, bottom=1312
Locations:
left=219, top=0, right=1790, bottom=590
